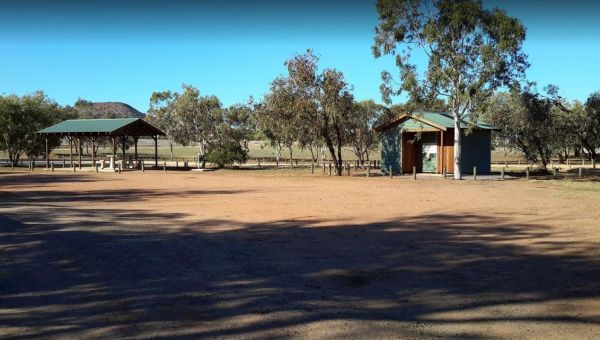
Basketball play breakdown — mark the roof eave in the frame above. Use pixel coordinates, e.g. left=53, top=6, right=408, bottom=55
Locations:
left=374, top=113, right=447, bottom=132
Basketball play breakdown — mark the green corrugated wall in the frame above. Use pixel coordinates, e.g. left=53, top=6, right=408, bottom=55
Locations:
left=380, top=127, right=402, bottom=175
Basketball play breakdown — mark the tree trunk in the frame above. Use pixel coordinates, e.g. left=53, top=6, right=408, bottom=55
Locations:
left=335, top=134, right=343, bottom=176
left=308, top=145, right=316, bottom=164
left=288, top=146, right=293, bottom=167
left=275, top=143, right=281, bottom=167
left=324, top=139, right=339, bottom=175
left=453, top=114, right=462, bottom=180
left=9, top=151, right=20, bottom=166
left=169, top=141, right=174, bottom=159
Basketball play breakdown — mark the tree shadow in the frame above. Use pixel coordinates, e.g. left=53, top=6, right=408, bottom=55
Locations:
left=1, top=197, right=599, bottom=338
left=0, top=172, right=116, bottom=188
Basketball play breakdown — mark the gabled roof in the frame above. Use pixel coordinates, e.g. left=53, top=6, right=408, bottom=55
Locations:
left=37, top=118, right=165, bottom=136
left=374, top=111, right=497, bottom=132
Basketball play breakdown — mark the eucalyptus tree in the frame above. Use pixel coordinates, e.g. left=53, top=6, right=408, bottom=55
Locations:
left=373, top=0, right=529, bottom=179
left=265, top=87, right=300, bottom=165
left=255, top=95, right=298, bottom=166
left=170, top=85, right=223, bottom=167
left=147, top=91, right=179, bottom=159
left=575, top=92, right=600, bottom=161
left=349, top=100, right=385, bottom=166
left=223, top=100, right=257, bottom=156
left=484, top=89, right=561, bottom=171
left=0, top=92, right=76, bottom=165
left=265, top=50, right=355, bottom=176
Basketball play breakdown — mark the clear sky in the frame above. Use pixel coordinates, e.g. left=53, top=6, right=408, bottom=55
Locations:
left=1, top=0, right=599, bottom=112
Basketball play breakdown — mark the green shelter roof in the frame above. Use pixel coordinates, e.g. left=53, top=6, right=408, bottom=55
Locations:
left=37, top=118, right=165, bottom=136
left=375, top=111, right=497, bottom=132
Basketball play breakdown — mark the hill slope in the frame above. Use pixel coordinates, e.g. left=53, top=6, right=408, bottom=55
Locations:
left=75, top=101, right=145, bottom=119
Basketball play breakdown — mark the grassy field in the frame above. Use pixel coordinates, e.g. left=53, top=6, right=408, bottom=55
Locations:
left=4, top=138, right=587, bottom=166
left=4, top=139, right=525, bottom=162
left=46, top=140, right=373, bottom=162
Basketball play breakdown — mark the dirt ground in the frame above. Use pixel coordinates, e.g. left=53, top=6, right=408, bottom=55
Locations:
left=1, top=169, right=599, bottom=339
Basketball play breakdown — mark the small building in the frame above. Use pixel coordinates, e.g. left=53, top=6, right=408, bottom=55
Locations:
left=374, top=111, right=496, bottom=175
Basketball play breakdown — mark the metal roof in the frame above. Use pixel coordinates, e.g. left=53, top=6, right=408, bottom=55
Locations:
left=37, top=118, right=165, bottom=136
left=375, top=111, right=497, bottom=132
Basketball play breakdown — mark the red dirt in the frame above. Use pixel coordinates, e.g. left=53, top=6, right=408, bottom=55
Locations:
left=1, top=169, right=599, bottom=339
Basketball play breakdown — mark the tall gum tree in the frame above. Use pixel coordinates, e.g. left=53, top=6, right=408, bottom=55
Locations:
left=265, top=50, right=354, bottom=176
left=373, top=0, right=528, bottom=179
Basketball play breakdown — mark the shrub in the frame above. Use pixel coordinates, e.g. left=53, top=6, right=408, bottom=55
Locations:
left=204, top=141, right=248, bottom=168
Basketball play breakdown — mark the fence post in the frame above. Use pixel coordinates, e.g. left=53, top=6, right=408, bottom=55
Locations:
left=442, top=166, right=446, bottom=178
left=163, top=162, right=166, bottom=172
left=579, top=167, right=583, bottom=178
left=526, top=166, right=529, bottom=180
left=62, top=157, right=66, bottom=168
left=346, top=163, right=350, bottom=176
left=311, top=162, right=314, bottom=174
left=593, top=158, right=596, bottom=169
left=473, top=166, right=477, bottom=181
left=390, top=165, right=393, bottom=179
left=501, top=167, right=505, bottom=181
left=553, top=167, right=557, bottom=177
left=11, top=162, right=14, bottom=171
left=176, top=160, right=179, bottom=168
left=323, top=162, right=326, bottom=174
left=413, top=166, right=416, bottom=180
left=258, top=158, right=261, bottom=167
left=367, top=163, right=370, bottom=177
left=141, top=160, right=145, bottom=172
left=73, top=163, right=76, bottom=173
left=118, top=162, right=122, bottom=174
left=51, top=162, right=54, bottom=172
left=328, top=162, right=332, bottom=176
left=95, top=162, right=98, bottom=173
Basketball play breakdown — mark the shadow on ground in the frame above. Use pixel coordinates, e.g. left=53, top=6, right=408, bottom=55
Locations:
left=1, top=176, right=599, bottom=338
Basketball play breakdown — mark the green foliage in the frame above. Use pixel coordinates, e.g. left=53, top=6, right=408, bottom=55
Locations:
left=262, top=50, right=356, bottom=175
left=204, top=140, right=248, bottom=168
left=483, top=87, right=563, bottom=170
left=349, top=100, right=385, bottom=164
left=148, top=84, right=251, bottom=167
left=0, top=92, right=76, bottom=165
left=373, top=0, right=528, bottom=177
left=575, top=92, right=600, bottom=160
left=485, top=87, right=600, bottom=167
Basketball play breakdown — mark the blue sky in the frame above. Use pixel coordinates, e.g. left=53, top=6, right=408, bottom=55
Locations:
left=1, top=0, right=599, bottom=112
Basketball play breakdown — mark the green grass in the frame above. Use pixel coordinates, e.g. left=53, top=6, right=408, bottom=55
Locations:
left=26, top=141, right=379, bottom=162
left=552, top=180, right=600, bottom=198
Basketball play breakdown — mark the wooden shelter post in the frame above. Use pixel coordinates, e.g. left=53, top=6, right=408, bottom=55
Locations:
left=68, top=137, right=73, bottom=166
left=134, top=136, right=138, bottom=161
left=112, top=137, right=116, bottom=161
left=45, top=136, right=49, bottom=168
left=91, top=137, right=96, bottom=168
left=121, top=135, right=127, bottom=160
left=153, top=135, right=158, bottom=167
left=77, top=137, right=82, bottom=169
left=440, top=130, right=444, bottom=174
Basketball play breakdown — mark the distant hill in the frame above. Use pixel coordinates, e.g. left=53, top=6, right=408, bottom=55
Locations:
left=74, top=100, right=145, bottom=119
